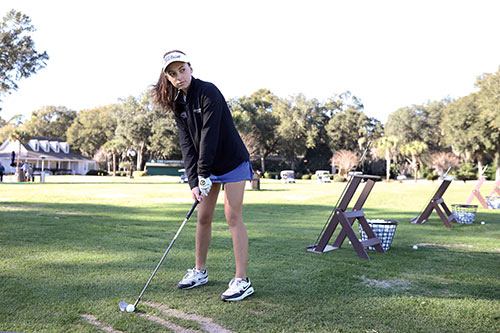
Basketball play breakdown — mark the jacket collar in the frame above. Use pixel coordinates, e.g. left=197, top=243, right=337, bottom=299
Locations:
left=175, top=76, right=197, bottom=105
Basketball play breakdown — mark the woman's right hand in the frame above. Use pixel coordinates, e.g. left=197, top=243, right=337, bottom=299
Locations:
left=192, top=186, right=202, bottom=202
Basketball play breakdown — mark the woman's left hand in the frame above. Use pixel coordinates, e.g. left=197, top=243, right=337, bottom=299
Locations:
left=192, top=186, right=203, bottom=202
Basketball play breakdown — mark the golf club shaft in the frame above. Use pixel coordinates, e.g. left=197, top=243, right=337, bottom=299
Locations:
left=133, top=200, right=199, bottom=307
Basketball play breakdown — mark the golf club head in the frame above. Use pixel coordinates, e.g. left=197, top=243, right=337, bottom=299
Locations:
left=410, top=217, right=419, bottom=223
left=119, top=301, right=135, bottom=312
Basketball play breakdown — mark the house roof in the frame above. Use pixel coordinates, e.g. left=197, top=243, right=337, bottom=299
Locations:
left=0, top=137, right=93, bottom=162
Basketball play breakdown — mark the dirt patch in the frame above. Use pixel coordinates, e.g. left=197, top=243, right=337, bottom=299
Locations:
left=56, top=211, right=81, bottom=215
left=137, top=313, right=197, bottom=333
left=144, top=301, right=233, bottom=333
left=81, top=314, right=122, bottom=333
left=359, top=276, right=411, bottom=289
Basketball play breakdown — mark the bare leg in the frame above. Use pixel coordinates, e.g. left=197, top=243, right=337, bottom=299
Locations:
left=195, top=183, right=221, bottom=270
left=224, top=181, right=248, bottom=279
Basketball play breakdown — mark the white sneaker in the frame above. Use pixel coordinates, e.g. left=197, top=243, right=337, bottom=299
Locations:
left=177, top=268, right=208, bottom=290
left=221, top=278, right=254, bottom=301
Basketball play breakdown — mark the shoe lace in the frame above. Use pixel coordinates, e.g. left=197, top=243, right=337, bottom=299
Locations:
left=227, top=278, right=247, bottom=292
left=183, top=268, right=205, bottom=280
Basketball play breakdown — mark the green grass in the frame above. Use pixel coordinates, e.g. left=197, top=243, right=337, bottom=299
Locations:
left=1, top=177, right=500, bottom=332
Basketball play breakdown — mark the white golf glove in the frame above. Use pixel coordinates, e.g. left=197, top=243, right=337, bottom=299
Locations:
left=198, top=176, right=212, bottom=197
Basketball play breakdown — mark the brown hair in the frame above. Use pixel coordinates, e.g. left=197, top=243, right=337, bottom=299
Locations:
left=151, top=50, right=189, bottom=112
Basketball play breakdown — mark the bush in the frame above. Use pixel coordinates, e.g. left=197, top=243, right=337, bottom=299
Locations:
left=456, top=163, right=477, bottom=182
left=426, top=174, right=439, bottom=181
left=333, top=175, right=347, bottom=182
left=263, top=172, right=279, bottom=179
left=86, top=170, right=109, bottom=176
left=302, top=174, right=311, bottom=180
left=133, top=171, right=147, bottom=177
left=483, top=164, right=497, bottom=180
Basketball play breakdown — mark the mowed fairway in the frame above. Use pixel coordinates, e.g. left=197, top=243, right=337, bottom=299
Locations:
left=1, top=177, right=500, bottom=332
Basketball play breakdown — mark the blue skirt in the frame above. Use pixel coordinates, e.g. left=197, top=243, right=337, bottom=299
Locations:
left=209, top=161, right=253, bottom=184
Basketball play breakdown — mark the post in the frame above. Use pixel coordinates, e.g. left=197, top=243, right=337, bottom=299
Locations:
left=40, top=155, right=47, bottom=183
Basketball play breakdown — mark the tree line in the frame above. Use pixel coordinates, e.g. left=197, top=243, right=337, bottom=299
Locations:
left=1, top=64, right=499, bottom=181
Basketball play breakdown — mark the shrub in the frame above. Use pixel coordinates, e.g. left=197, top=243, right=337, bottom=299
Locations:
left=426, top=174, right=439, bottom=181
left=334, top=150, right=358, bottom=177
left=133, top=171, right=147, bottom=177
left=483, top=164, right=497, bottom=180
left=302, top=174, right=311, bottom=180
left=333, top=175, right=347, bottom=182
left=86, top=170, right=108, bottom=176
left=263, top=172, right=279, bottom=179
left=456, top=163, right=477, bottom=182
left=430, top=152, right=460, bottom=176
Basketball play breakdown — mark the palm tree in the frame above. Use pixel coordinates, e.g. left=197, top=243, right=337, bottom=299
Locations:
left=376, top=136, right=399, bottom=181
left=9, top=129, right=30, bottom=181
left=103, top=139, right=125, bottom=176
left=400, top=141, right=428, bottom=182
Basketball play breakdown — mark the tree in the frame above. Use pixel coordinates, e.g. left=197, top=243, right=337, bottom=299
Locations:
left=475, top=65, right=500, bottom=180
left=102, top=138, right=126, bottom=176
left=0, top=10, right=49, bottom=108
left=148, top=107, right=182, bottom=160
left=0, top=114, right=24, bottom=144
left=325, top=92, right=382, bottom=174
left=275, top=94, right=320, bottom=169
left=115, top=94, right=155, bottom=171
left=9, top=128, right=30, bottom=180
left=66, top=105, right=117, bottom=157
left=400, top=141, right=428, bottom=182
left=441, top=93, right=493, bottom=175
left=23, top=106, right=76, bottom=140
left=334, top=150, right=358, bottom=177
left=376, top=136, right=399, bottom=181
left=430, top=152, right=459, bottom=178
left=229, top=89, right=279, bottom=172
left=385, top=100, right=448, bottom=151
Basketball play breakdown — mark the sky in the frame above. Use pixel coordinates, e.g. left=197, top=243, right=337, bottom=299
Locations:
left=1, top=0, right=500, bottom=124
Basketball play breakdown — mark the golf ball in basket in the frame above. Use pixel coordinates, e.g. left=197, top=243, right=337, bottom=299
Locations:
left=126, top=304, right=135, bottom=312
left=412, top=245, right=418, bottom=250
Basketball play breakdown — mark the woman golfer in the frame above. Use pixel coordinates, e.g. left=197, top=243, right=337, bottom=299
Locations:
left=152, top=50, right=254, bottom=302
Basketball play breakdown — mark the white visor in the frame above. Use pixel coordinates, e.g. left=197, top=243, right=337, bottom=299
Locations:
left=162, top=52, right=190, bottom=72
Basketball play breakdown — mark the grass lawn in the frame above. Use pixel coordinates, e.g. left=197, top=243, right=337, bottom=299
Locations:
left=1, top=176, right=500, bottom=332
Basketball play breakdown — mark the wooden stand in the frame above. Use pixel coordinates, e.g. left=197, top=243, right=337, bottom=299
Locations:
left=410, top=179, right=456, bottom=227
left=465, top=177, right=500, bottom=209
left=307, top=175, right=383, bottom=259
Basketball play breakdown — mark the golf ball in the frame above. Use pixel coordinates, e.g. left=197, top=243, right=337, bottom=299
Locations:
left=412, top=245, right=418, bottom=250
left=126, top=304, right=135, bottom=312
left=481, top=221, right=485, bottom=225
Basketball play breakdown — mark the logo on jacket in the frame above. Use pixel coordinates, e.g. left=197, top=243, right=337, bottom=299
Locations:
left=181, top=112, right=187, bottom=118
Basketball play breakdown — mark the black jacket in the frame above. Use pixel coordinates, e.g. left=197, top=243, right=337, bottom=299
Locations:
left=174, top=77, right=249, bottom=189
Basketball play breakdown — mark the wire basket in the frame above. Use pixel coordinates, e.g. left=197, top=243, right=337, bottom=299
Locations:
left=451, top=204, right=477, bottom=224
left=486, top=196, right=500, bottom=209
left=359, top=219, right=398, bottom=251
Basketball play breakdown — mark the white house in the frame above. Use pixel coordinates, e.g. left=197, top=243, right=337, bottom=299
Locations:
left=0, top=136, right=96, bottom=175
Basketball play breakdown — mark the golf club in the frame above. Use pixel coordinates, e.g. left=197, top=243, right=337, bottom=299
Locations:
left=119, top=200, right=199, bottom=313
